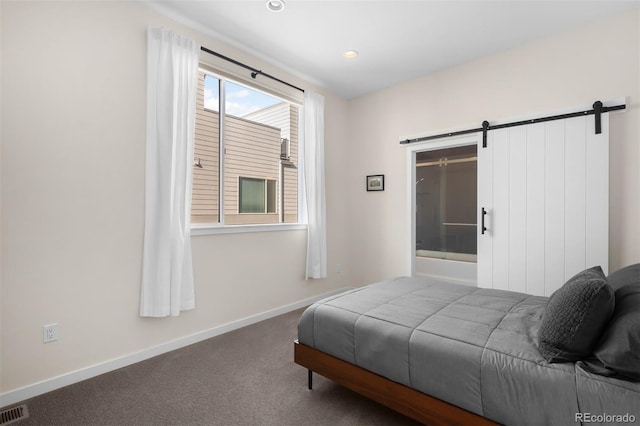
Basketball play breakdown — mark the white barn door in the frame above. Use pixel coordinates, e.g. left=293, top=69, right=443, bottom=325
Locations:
left=477, top=114, right=609, bottom=296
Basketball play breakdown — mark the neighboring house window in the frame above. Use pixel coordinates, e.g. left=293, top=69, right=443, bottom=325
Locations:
left=192, top=69, right=299, bottom=226
left=239, top=177, right=276, bottom=214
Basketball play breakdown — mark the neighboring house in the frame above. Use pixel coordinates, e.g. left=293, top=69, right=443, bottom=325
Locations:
left=244, top=101, right=299, bottom=224
left=192, top=72, right=299, bottom=225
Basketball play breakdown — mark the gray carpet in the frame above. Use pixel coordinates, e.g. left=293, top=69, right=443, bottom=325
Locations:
left=16, top=308, right=418, bottom=425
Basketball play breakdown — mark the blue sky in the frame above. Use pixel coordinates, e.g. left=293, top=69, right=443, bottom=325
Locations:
left=204, top=75, right=280, bottom=117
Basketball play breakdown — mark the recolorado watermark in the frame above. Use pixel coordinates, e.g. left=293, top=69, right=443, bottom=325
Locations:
left=575, top=413, right=636, bottom=423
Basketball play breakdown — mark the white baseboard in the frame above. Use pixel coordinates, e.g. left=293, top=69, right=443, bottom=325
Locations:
left=0, top=288, right=352, bottom=408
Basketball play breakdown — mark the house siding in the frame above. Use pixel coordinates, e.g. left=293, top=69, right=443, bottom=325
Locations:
left=192, top=72, right=220, bottom=223
left=245, top=102, right=299, bottom=223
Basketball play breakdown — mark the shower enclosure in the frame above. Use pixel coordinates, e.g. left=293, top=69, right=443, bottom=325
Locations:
left=415, top=145, right=477, bottom=262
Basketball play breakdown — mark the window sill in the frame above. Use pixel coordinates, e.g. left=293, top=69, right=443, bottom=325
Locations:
left=191, top=223, right=307, bottom=236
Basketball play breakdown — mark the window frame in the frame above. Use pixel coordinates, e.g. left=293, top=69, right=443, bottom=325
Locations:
left=191, top=63, right=305, bottom=236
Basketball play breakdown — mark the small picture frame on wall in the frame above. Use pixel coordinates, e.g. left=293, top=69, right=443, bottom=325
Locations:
left=366, top=174, right=385, bottom=191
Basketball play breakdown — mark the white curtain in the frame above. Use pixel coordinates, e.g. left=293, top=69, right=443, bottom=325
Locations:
left=140, top=28, right=198, bottom=317
left=301, top=91, right=327, bottom=279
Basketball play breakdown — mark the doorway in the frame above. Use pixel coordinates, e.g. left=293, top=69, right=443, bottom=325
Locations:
left=407, top=137, right=479, bottom=285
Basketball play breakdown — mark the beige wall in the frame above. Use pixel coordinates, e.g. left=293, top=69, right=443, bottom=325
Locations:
left=0, top=0, right=350, bottom=394
left=1, top=0, right=638, bottom=398
left=347, top=8, right=640, bottom=286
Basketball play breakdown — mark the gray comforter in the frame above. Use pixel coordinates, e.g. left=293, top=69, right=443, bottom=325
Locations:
left=298, top=277, right=640, bottom=426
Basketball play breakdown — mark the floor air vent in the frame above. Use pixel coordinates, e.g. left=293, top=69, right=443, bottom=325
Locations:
left=0, top=405, right=29, bottom=425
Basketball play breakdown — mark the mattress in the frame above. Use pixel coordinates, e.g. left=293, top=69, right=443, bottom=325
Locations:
left=297, top=276, right=640, bottom=426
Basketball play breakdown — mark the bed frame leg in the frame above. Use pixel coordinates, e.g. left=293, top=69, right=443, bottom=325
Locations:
left=308, top=369, right=313, bottom=390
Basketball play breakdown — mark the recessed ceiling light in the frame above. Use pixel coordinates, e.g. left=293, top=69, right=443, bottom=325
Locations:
left=266, top=0, right=285, bottom=12
left=343, top=50, right=359, bottom=59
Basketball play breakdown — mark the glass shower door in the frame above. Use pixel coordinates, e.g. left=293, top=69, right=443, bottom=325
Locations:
left=415, top=145, right=477, bottom=262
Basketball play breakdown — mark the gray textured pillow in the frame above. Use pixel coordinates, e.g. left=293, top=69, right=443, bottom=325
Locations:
left=538, top=266, right=615, bottom=363
left=587, top=264, right=639, bottom=381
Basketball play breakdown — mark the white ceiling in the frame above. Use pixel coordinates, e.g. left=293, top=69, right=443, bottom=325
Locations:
left=150, top=0, right=639, bottom=99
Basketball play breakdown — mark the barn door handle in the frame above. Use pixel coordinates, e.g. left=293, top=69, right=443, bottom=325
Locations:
left=481, top=208, right=487, bottom=235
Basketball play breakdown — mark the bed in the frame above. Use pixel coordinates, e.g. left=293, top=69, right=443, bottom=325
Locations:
left=294, top=264, right=640, bottom=425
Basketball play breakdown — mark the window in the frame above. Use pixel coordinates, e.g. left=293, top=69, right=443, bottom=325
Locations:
left=239, top=177, right=276, bottom=214
left=415, top=145, right=477, bottom=262
left=192, top=69, right=300, bottom=226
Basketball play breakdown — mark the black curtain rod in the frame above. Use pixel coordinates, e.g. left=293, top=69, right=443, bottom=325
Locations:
left=200, top=46, right=305, bottom=94
left=400, top=101, right=626, bottom=147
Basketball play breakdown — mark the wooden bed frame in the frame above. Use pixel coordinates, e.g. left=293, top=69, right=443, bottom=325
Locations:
left=294, top=340, right=498, bottom=425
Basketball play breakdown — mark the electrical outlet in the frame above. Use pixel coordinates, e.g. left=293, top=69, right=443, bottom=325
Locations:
left=43, top=323, right=58, bottom=343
